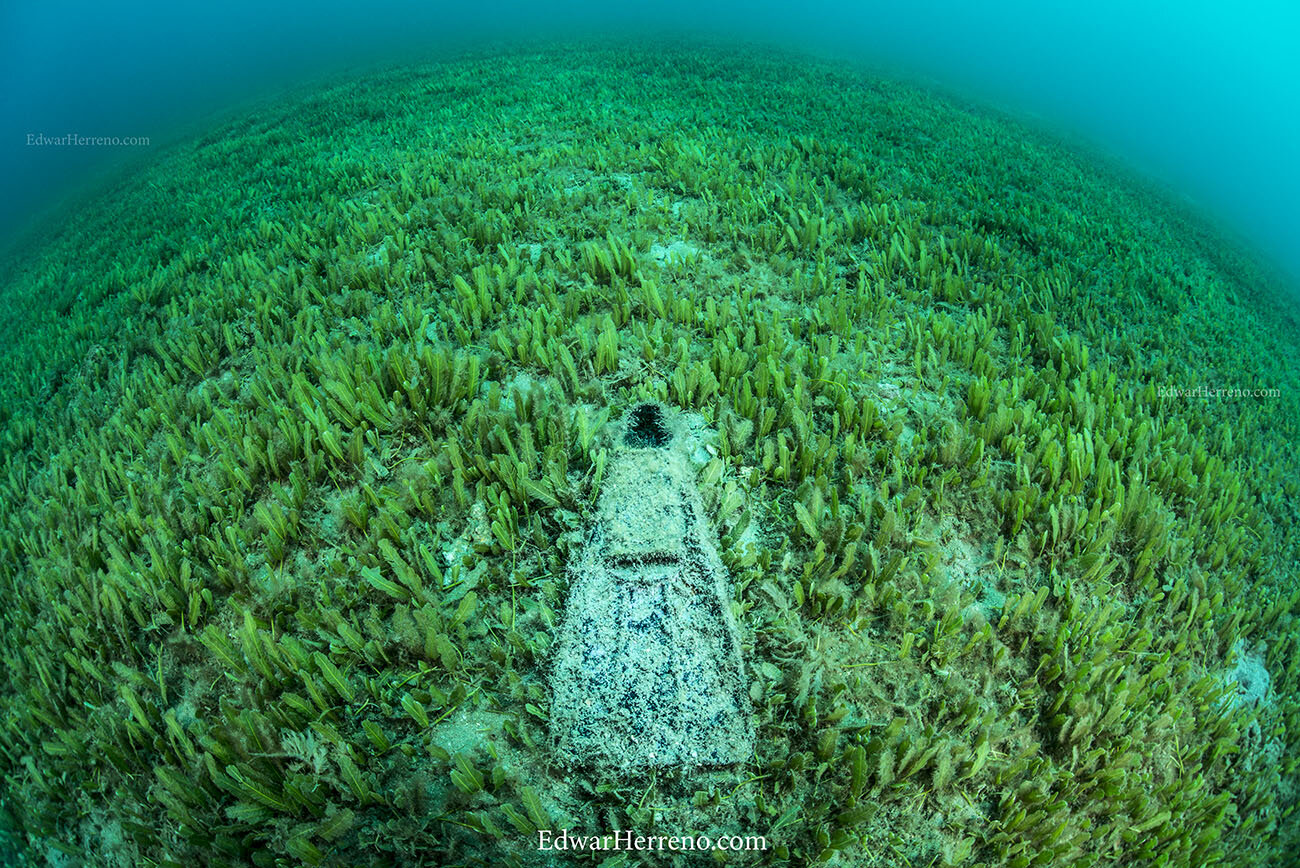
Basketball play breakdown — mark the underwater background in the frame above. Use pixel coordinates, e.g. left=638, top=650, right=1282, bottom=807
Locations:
left=5, top=1, right=1298, bottom=283
left=2, top=2, right=1299, bottom=867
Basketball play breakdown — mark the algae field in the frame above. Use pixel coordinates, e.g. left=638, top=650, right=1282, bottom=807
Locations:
left=1, top=39, right=1298, bottom=867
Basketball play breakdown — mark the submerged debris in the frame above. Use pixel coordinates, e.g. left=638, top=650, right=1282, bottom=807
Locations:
left=551, top=402, right=754, bottom=768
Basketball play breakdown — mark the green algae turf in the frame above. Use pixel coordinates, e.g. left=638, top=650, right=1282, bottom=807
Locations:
left=0, top=37, right=1298, bottom=867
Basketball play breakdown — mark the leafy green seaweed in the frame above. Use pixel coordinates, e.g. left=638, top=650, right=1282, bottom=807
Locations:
left=0, top=35, right=1297, bottom=868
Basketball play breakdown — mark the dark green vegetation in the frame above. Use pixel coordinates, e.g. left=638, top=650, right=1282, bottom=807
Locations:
left=1, top=38, right=1298, bottom=867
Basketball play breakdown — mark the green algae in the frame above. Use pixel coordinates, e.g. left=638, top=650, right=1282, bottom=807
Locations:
left=0, top=36, right=1298, bottom=867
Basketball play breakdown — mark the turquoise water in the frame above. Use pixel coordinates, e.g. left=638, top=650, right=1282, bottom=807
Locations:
left=2, top=1, right=1298, bottom=282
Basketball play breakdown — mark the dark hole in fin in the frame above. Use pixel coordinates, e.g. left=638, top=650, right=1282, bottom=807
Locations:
left=625, top=403, right=671, bottom=448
